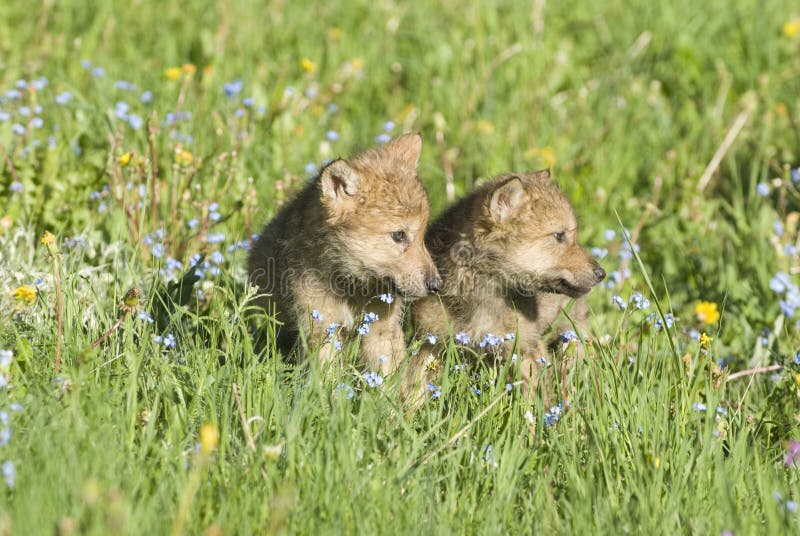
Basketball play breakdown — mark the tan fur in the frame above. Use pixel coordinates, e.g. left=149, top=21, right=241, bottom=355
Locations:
left=248, top=134, right=441, bottom=374
left=403, top=170, right=605, bottom=402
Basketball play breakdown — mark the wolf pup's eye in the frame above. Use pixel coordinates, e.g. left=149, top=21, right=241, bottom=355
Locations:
left=554, top=232, right=566, bottom=243
left=391, top=230, right=407, bottom=244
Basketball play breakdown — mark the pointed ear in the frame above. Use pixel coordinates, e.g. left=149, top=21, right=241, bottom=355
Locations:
left=531, top=169, right=551, bottom=181
left=386, top=133, right=423, bottom=169
left=490, top=177, right=525, bottom=221
left=320, top=159, right=360, bottom=202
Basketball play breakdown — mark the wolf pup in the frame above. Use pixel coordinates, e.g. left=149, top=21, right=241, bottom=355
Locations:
left=403, top=170, right=605, bottom=400
left=248, top=134, right=442, bottom=375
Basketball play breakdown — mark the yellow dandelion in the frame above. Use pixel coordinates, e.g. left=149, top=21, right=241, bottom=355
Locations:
left=300, top=58, right=316, bottom=73
left=13, top=285, right=37, bottom=305
left=540, top=147, right=556, bottom=167
left=476, top=120, right=495, bottom=134
left=164, top=67, right=182, bottom=81
left=118, top=152, right=132, bottom=167
left=350, top=57, right=365, bottom=72
left=699, top=332, right=713, bottom=349
left=182, top=63, right=196, bottom=75
left=328, top=26, right=342, bottom=41
left=199, top=422, right=219, bottom=455
left=175, top=148, right=193, bottom=165
left=776, top=103, right=788, bottom=116
left=795, top=373, right=800, bottom=389
left=202, top=65, right=213, bottom=77
left=783, top=18, right=800, bottom=38
left=40, top=230, right=56, bottom=247
left=695, top=301, right=720, bottom=324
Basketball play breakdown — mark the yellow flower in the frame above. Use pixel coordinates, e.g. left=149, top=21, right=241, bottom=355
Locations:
left=199, top=423, right=219, bottom=455
left=795, top=373, right=800, bottom=389
left=0, top=215, right=12, bottom=231
left=164, top=67, right=182, bottom=81
left=182, top=63, right=196, bottom=75
left=476, top=120, right=495, bottom=134
left=528, top=146, right=556, bottom=167
left=328, top=27, right=342, bottom=41
left=300, top=58, right=316, bottom=73
left=118, top=152, right=132, bottom=166
left=783, top=18, right=800, bottom=38
left=695, top=301, right=720, bottom=324
left=40, top=230, right=56, bottom=247
left=699, top=332, right=713, bottom=349
left=13, top=285, right=36, bottom=305
left=175, top=149, right=193, bottom=165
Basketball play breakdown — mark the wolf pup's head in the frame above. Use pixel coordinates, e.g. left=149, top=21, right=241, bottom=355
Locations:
left=478, top=170, right=605, bottom=298
left=318, top=133, right=441, bottom=298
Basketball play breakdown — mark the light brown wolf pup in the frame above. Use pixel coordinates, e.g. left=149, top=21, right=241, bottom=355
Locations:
left=403, top=170, right=605, bottom=401
left=248, top=134, right=442, bottom=375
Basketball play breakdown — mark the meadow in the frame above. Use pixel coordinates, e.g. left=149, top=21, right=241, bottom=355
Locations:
left=1, top=0, right=800, bottom=533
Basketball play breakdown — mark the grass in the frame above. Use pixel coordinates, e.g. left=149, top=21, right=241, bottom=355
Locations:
left=1, top=0, right=800, bottom=533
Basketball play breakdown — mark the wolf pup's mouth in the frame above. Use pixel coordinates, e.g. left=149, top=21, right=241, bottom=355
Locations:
left=542, top=278, right=592, bottom=298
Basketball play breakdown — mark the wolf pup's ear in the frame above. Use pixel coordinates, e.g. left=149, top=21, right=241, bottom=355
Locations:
left=320, top=159, right=361, bottom=202
left=386, top=133, right=423, bottom=169
left=531, top=169, right=551, bottom=181
left=489, top=176, right=525, bottom=222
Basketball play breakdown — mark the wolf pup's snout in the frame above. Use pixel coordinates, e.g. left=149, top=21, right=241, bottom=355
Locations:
left=426, top=272, right=443, bottom=294
left=593, top=264, right=606, bottom=283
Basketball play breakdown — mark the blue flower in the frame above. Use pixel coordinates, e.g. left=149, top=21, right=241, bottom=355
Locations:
left=128, top=114, right=143, bottom=130
left=325, top=130, right=340, bottom=142
left=210, top=251, right=224, bottom=265
left=379, top=293, right=394, bottom=304
left=115, top=80, right=136, bottom=91
left=426, top=382, right=442, bottom=399
left=784, top=244, right=798, bottom=256
left=653, top=313, right=674, bottom=330
left=544, top=403, right=563, bottom=427
left=357, top=323, right=370, bottom=336
left=0, top=111, right=9, bottom=122
left=794, top=352, right=800, bottom=366
left=482, top=444, right=494, bottom=462
left=611, top=295, right=626, bottom=310
left=311, top=309, right=323, bottom=322
left=56, top=92, right=73, bottom=105
left=769, top=272, right=793, bottom=294
left=362, top=371, right=384, bottom=388
left=629, top=292, right=650, bottom=310
left=363, top=312, right=379, bottom=324
left=10, top=182, right=22, bottom=192
left=30, top=117, right=43, bottom=129
left=479, top=333, right=503, bottom=348
left=206, top=233, right=226, bottom=244
left=155, top=333, right=176, bottom=347
left=374, top=134, right=391, bottom=144
left=471, top=386, right=481, bottom=396
left=2, top=460, right=14, bottom=488
left=756, top=182, right=769, bottom=196
left=792, top=168, right=800, bottom=185
left=9, top=404, right=22, bottom=412
left=692, top=402, right=707, bottom=411
left=140, top=91, right=153, bottom=103
left=336, top=383, right=354, bottom=400
left=325, top=322, right=341, bottom=338
left=559, top=330, right=578, bottom=343
left=114, top=101, right=130, bottom=120
left=535, top=356, right=551, bottom=367
left=426, top=333, right=438, bottom=345
left=454, top=332, right=472, bottom=345
left=11, top=123, right=25, bottom=135
left=0, top=428, right=11, bottom=447
left=716, top=406, right=727, bottom=416
left=31, top=77, right=48, bottom=90
left=591, top=247, right=608, bottom=259
left=774, top=220, right=785, bottom=237
left=91, top=67, right=105, bottom=78
left=242, top=97, right=255, bottom=107
left=383, top=121, right=396, bottom=132
left=223, top=79, right=243, bottom=98
left=138, top=311, right=154, bottom=324
left=187, top=218, right=199, bottom=229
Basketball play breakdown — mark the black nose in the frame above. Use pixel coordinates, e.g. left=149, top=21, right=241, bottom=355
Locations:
left=594, top=266, right=606, bottom=281
left=426, top=274, right=443, bottom=293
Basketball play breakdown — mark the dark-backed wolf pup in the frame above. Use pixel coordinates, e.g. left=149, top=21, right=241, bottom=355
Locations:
left=248, top=134, right=441, bottom=375
left=403, top=170, right=604, bottom=402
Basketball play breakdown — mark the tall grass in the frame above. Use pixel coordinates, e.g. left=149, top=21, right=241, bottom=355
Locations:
left=1, top=0, right=800, bottom=533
